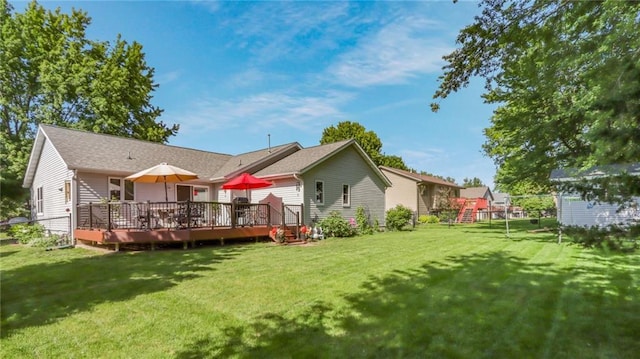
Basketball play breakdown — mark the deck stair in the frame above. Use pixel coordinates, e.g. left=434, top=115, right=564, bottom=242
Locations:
left=457, top=199, right=480, bottom=223
left=269, top=227, right=304, bottom=244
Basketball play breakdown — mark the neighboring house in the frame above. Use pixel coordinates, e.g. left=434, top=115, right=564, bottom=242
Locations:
left=458, top=186, right=494, bottom=223
left=380, top=166, right=462, bottom=216
left=460, top=186, right=494, bottom=203
left=551, top=163, right=640, bottom=228
left=22, top=125, right=390, bottom=236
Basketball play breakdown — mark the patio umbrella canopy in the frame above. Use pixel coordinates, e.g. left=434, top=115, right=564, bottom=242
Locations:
left=125, top=163, right=199, bottom=201
left=222, top=173, right=273, bottom=199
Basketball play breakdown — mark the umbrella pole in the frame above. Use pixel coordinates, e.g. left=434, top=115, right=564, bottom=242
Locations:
left=164, top=176, right=168, bottom=202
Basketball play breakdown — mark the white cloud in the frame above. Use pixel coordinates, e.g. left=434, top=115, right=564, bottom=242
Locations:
left=175, top=91, right=354, bottom=136
left=328, top=15, right=452, bottom=87
left=221, top=2, right=353, bottom=63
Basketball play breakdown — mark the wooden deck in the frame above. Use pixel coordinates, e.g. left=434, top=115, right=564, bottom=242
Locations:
left=74, top=225, right=272, bottom=251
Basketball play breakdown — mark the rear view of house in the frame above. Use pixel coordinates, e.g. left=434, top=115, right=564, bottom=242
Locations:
left=22, top=125, right=390, bottom=247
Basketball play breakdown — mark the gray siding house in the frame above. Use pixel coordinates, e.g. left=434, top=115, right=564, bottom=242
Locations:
left=23, top=125, right=390, bottom=236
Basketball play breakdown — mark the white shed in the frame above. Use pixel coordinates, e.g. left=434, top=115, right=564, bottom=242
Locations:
left=551, top=164, right=640, bottom=228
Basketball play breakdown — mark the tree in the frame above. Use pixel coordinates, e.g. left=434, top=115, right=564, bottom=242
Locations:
left=0, top=0, right=178, bottom=216
left=462, top=177, right=484, bottom=187
left=320, top=121, right=408, bottom=170
left=419, top=171, right=457, bottom=185
left=432, top=0, right=640, bottom=204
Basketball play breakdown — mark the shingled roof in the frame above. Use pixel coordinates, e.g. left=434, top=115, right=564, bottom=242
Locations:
left=23, top=125, right=391, bottom=188
left=253, top=139, right=391, bottom=186
left=24, top=125, right=293, bottom=187
left=460, top=186, right=494, bottom=201
left=379, top=166, right=463, bottom=188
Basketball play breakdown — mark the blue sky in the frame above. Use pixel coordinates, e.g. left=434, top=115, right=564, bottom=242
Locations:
left=18, top=1, right=497, bottom=187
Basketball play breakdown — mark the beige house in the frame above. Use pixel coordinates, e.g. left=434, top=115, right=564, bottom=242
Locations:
left=380, top=166, right=463, bottom=216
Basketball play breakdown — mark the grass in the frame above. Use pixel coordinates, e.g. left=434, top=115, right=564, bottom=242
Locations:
left=1, top=219, right=638, bottom=358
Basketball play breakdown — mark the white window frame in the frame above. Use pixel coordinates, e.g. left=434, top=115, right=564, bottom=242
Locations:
left=36, top=186, right=44, bottom=214
left=315, top=180, right=324, bottom=205
left=342, top=184, right=351, bottom=207
left=108, top=177, right=135, bottom=201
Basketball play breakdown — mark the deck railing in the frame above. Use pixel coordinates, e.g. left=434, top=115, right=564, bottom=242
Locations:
left=76, top=201, right=281, bottom=231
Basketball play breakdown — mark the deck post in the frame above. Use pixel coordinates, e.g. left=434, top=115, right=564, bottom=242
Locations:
left=107, top=202, right=112, bottom=232
left=281, top=203, right=285, bottom=227
left=183, top=241, right=188, bottom=250
left=151, top=242, right=156, bottom=251
left=146, top=200, right=151, bottom=229
left=89, top=202, right=93, bottom=229
left=114, top=243, right=120, bottom=252
left=231, top=202, right=237, bottom=228
left=186, top=200, right=191, bottom=229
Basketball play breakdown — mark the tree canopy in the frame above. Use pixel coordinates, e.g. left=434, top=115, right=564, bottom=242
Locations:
left=0, top=0, right=178, bottom=216
left=320, top=121, right=409, bottom=170
left=432, top=0, right=640, bottom=202
left=462, top=177, right=484, bottom=188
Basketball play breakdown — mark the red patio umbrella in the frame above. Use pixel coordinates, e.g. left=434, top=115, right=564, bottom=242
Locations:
left=222, top=173, right=273, bottom=199
left=222, top=172, right=273, bottom=190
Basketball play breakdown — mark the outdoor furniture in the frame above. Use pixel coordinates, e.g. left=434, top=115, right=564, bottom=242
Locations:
left=135, top=203, right=150, bottom=229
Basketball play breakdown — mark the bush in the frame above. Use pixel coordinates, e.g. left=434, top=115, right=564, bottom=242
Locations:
left=27, top=235, right=61, bottom=248
left=9, top=223, right=45, bottom=244
left=319, top=211, right=356, bottom=238
left=386, top=205, right=413, bottom=231
left=418, top=215, right=440, bottom=224
left=563, top=224, right=639, bottom=251
left=355, top=206, right=374, bottom=235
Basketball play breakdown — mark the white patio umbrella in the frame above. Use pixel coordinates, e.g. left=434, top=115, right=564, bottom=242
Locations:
left=125, top=163, right=199, bottom=201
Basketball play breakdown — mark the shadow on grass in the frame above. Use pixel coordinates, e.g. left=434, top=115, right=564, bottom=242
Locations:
left=0, top=246, right=246, bottom=338
left=175, top=251, right=640, bottom=358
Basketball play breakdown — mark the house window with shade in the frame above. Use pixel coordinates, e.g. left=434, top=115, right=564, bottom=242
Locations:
left=342, top=184, right=350, bottom=207
left=108, top=177, right=134, bottom=201
left=315, top=181, right=324, bottom=205
left=36, top=186, right=44, bottom=214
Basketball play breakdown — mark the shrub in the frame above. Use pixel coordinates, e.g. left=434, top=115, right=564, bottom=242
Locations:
left=355, top=206, right=374, bottom=235
left=418, top=215, right=440, bottom=224
left=386, top=205, right=413, bottom=231
left=28, top=235, right=61, bottom=248
left=319, top=211, right=356, bottom=238
left=563, top=224, right=639, bottom=251
left=9, top=223, right=45, bottom=244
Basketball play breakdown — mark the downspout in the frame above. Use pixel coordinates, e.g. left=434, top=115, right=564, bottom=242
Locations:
left=293, top=173, right=303, bottom=224
left=71, top=169, right=78, bottom=245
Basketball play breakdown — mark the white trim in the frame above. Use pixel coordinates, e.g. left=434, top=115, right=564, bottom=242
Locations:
left=342, top=184, right=351, bottom=207
left=315, top=180, right=324, bottom=205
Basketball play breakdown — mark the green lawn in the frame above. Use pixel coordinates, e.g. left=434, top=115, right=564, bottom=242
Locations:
left=1, top=220, right=638, bottom=358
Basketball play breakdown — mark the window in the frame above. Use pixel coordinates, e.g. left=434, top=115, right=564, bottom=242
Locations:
left=342, top=184, right=350, bottom=207
left=108, top=177, right=134, bottom=201
left=64, top=181, right=71, bottom=203
left=36, top=186, right=44, bottom=214
left=315, top=181, right=324, bottom=204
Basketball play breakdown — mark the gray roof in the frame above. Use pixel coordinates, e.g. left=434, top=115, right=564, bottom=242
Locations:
left=460, top=186, right=494, bottom=201
left=550, top=163, right=640, bottom=181
left=33, top=125, right=231, bottom=178
left=23, top=125, right=391, bottom=188
left=254, top=139, right=392, bottom=186
left=210, top=142, right=301, bottom=180
left=254, top=140, right=350, bottom=176
left=379, top=166, right=463, bottom=188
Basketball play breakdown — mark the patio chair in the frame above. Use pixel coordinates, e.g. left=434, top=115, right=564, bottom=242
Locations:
left=134, top=203, right=151, bottom=229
